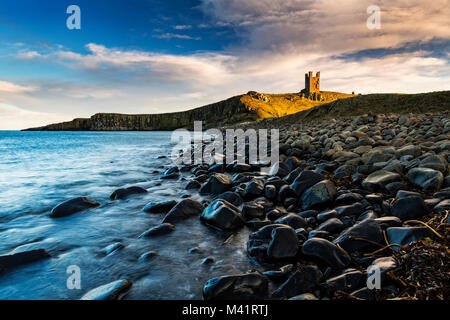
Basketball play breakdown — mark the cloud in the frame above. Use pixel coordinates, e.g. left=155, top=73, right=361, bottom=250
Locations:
left=0, top=103, right=66, bottom=130
left=0, top=80, right=37, bottom=93
left=173, top=25, right=192, bottom=30
left=199, top=0, right=450, bottom=55
left=153, top=33, right=201, bottom=40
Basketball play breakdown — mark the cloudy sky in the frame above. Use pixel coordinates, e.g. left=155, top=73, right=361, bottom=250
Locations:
left=0, top=0, right=449, bottom=129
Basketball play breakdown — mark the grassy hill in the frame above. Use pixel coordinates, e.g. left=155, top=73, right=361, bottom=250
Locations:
left=264, top=91, right=450, bottom=126
left=23, top=91, right=353, bottom=131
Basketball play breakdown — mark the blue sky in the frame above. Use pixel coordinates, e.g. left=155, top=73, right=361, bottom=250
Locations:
left=0, top=0, right=449, bottom=129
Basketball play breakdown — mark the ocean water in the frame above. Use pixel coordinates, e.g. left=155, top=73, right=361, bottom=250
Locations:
left=0, top=131, right=255, bottom=300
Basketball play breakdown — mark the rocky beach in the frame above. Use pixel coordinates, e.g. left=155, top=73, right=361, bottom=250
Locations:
left=4, top=110, right=448, bottom=300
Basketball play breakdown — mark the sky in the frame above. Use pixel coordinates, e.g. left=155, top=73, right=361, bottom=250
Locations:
left=0, top=0, right=449, bottom=129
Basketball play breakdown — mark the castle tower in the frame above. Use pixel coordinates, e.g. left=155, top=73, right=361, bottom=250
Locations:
left=305, top=71, right=320, bottom=97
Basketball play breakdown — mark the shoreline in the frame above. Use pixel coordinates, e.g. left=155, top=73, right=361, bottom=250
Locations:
left=1, top=111, right=449, bottom=300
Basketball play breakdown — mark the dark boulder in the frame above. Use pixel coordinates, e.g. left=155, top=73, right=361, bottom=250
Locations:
left=162, top=198, right=204, bottom=224
left=333, top=219, right=384, bottom=253
left=200, top=200, right=244, bottom=231
left=81, top=280, right=132, bottom=300
left=199, top=173, right=232, bottom=195
left=386, top=227, right=432, bottom=248
left=50, top=197, right=99, bottom=218
left=290, top=170, right=324, bottom=196
left=110, top=186, right=147, bottom=200
left=272, top=265, right=322, bottom=298
left=139, top=223, right=175, bottom=238
left=274, top=213, right=307, bottom=229
left=0, top=249, right=50, bottom=271
left=325, top=269, right=364, bottom=292
left=301, top=180, right=337, bottom=210
left=391, top=195, right=428, bottom=221
left=203, top=271, right=268, bottom=300
left=301, top=238, right=351, bottom=269
left=143, top=200, right=178, bottom=214
left=242, top=202, right=265, bottom=221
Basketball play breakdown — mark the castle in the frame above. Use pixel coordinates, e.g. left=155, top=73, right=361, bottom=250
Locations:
left=301, top=71, right=322, bottom=101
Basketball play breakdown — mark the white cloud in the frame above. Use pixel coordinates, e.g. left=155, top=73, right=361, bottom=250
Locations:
left=0, top=80, right=37, bottom=93
left=153, top=33, right=200, bottom=40
left=173, top=25, right=192, bottom=30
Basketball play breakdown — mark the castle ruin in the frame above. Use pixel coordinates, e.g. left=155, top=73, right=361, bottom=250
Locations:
left=301, top=71, right=322, bottom=101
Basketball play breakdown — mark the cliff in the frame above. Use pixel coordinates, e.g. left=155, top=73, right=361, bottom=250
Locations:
left=23, top=91, right=353, bottom=131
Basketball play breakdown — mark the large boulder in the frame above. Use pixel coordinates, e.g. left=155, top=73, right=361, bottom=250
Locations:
left=244, top=179, right=265, bottom=198
left=333, top=219, right=384, bottom=253
left=391, top=195, right=428, bottom=221
left=395, top=145, right=422, bottom=158
left=203, top=271, right=268, bottom=300
left=361, top=170, right=401, bottom=192
left=301, top=180, right=336, bottom=210
left=419, top=155, right=448, bottom=173
left=110, top=186, right=147, bottom=200
left=247, top=224, right=299, bottom=262
left=272, top=265, right=323, bottom=298
left=0, top=249, right=50, bottom=271
left=325, top=269, right=364, bottom=292
left=81, top=280, right=132, bottom=300
left=301, top=238, right=351, bottom=269
left=50, top=197, right=99, bottom=218
left=162, top=198, right=204, bottom=224
left=216, top=191, right=243, bottom=207
left=290, top=170, right=324, bottom=196
left=386, top=227, right=432, bottom=248
left=200, top=200, right=244, bottom=231
left=407, top=168, right=444, bottom=191
left=143, top=200, right=177, bottom=214
left=274, top=213, right=307, bottom=229
left=139, top=223, right=175, bottom=238
left=199, top=173, right=232, bottom=195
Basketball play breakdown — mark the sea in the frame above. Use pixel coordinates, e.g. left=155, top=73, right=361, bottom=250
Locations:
left=0, top=131, right=255, bottom=300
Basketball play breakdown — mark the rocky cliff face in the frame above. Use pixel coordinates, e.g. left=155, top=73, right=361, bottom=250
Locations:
left=23, top=91, right=353, bottom=131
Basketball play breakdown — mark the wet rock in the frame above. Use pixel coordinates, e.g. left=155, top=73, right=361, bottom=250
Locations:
left=335, top=193, right=363, bottom=206
left=361, top=170, right=401, bottom=192
left=184, top=180, right=201, bottom=190
left=162, top=198, right=204, bottom=224
left=242, top=202, right=265, bottom=221
left=434, top=199, right=450, bottom=212
left=391, top=193, right=428, bottom=221
left=203, top=271, right=268, bottom=300
left=270, top=162, right=291, bottom=178
left=139, top=223, right=175, bottom=238
left=325, top=269, right=364, bottom=292
left=216, top=191, right=243, bottom=207
left=201, top=257, right=215, bottom=265
left=200, top=200, right=244, bottom=231
left=334, top=165, right=356, bottom=179
left=50, top=197, right=100, bottom=218
left=247, top=224, right=299, bottom=262
left=374, top=216, right=403, bottom=229
left=138, top=251, right=158, bottom=261
left=302, top=238, right=351, bottom=269
left=272, top=265, right=322, bottom=298
left=143, top=200, right=178, bottom=214
left=419, top=155, right=448, bottom=173
left=244, top=179, right=265, bottom=197
left=308, top=230, right=331, bottom=240
left=0, top=249, right=50, bottom=271
left=103, top=242, right=124, bottom=255
left=81, top=280, right=132, bottom=300
left=333, top=219, right=384, bottom=253
left=335, top=202, right=365, bottom=217
left=386, top=227, right=432, bottom=248
left=407, top=167, right=444, bottom=191
left=290, top=170, right=324, bottom=196
left=199, top=173, right=232, bottom=195
left=264, top=184, right=277, bottom=200
left=263, top=264, right=294, bottom=282
left=289, top=293, right=319, bottom=300
left=316, top=218, right=345, bottom=233
left=110, top=186, right=148, bottom=200
left=301, top=180, right=337, bottom=210
left=395, top=145, right=422, bottom=158
left=274, top=213, right=307, bottom=229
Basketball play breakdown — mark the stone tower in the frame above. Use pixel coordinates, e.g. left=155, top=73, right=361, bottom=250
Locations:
left=305, top=71, right=320, bottom=96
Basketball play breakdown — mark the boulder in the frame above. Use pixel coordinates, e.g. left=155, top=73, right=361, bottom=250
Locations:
left=244, top=179, right=265, bottom=197
left=242, top=203, right=265, bottom=221
left=391, top=195, right=428, bottom=221
left=139, top=223, right=175, bottom=238
left=316, top=218, right=345, bottom=233
left=200, top=200, right=244, bottom=231
left=407, top=168, right=444, bottom=191
left=333, top=219, right=384, bottom=253
left=361, top=170, right=401, bottom=192
left=203, top=271, right=268, bottom=300
left=272, top=265, right=322, bottom=298
left=110, top=186, right=147, bottom=200
left=216, top=191, right=243, bottom=207
left=50, top=197, right=100, bottom=218
left=325, top=269, right=364, bottom=292
left=199, top=173, right=232, bottom=195
left=290, top=170, right=324, bottom=196
left=301, top=180, right=336, bottom=210
left=143, top=200, right=178, bottom=214
left=419, top=155, right=448, bottom=173
left=302, top=238, right=351, bottom=269
left=386, top=227, right=432, bottom=248
left=81, top=280, right=132, bottom=300
left=274, top=213, right=307, bottom=229
left=162, top=198, right=204, bottom=224
left=0, top=249, right=50, bottom=271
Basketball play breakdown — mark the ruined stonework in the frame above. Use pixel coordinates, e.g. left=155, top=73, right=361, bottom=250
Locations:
left=301, top=71, right=322, bottom=101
